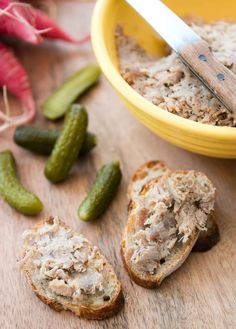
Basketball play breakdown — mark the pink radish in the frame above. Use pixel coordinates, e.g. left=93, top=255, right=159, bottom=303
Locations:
left=0, top=0, right=90, bottom=44
left=0, top=0, right=42, bottom=44
left=0, top=41, right=36, bottom=131
left=0, top=0, right=90, bottom=132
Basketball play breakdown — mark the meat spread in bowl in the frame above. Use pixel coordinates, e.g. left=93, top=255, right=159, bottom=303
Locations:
left=115, top=20, right=236, bottom=127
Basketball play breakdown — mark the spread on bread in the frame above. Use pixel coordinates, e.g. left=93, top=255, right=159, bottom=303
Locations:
left=21, top=217, right=123, bottom=319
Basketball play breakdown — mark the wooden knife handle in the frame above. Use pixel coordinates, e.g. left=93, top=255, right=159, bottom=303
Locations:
left=179, top=40, right=236, bottom=116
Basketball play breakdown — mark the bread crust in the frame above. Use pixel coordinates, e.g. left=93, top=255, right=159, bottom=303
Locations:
left=21, top=217, right=124, bottom=320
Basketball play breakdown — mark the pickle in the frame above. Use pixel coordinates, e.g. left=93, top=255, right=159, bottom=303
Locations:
left=79, top=132, right=97, bottom=156
left=14, top=126, right=97, bottom=156
left=42, top=64, right=101, bottom=120
left=14, top=126, right=59, bottom=155
left=45, top=104, right=88, bottom=183
left=0, top=150, right=43, bottom=215
left=78, top=161, right=122, bottom=221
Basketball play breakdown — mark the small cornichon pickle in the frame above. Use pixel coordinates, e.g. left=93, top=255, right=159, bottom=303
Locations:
left=42, top=64, right=101, bottom=120
left=0, top=150, right=43, bottom=215
left=79, top=132, right=97, bottom=156
left=14, top=126, right=59, bottom=155
left=45, top=104, right=88, bottom=183
left=14, top=126, right=97, bottom=156
left=78, top=161, right=122, bottom=221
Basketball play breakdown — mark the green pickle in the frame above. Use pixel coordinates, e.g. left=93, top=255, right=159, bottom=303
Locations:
left=14, top=126, right=59, bottom=155
left=79, top=132, right=97, bottom=156
left=42, top=64, right=101, bottom=120
left=14, top=126, right=97, bottom=156
left=78, top=161, right=122, bottom=221
left=45, top=104, right=88, bottom=183
left=0, top=150, right=43, bottom=215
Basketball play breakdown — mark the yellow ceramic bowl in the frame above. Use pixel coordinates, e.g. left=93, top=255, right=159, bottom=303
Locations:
left=91, top=0, right=236, bottom=158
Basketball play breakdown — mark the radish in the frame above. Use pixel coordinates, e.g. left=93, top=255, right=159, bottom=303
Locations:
left=0, top=0, right=90, bottom=132
left=0, top=0, right=42, bottom=44
left=0, top=0, right=90, bottom=44
left=0, top=41, right=36, bottom=132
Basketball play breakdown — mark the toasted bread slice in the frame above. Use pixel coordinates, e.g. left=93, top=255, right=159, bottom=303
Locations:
left=127, top=160, right=169, bottom=200
left=122, top=170, right=216, bottom=288
left=192, top=214, right=220, bottom=252
left=128, top=161, right=220, bottom=253
left=21, top=217, right=123, bottom=320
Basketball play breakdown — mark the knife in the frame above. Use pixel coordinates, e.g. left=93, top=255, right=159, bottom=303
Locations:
left=125, top=0, right=236, bottom=117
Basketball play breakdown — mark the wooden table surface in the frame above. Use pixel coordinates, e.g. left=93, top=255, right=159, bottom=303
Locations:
left=0, top=1, right=236, bottom=328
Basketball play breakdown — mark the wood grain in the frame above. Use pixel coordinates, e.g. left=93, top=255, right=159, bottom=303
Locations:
left=0, top=1, right=236, bottom=328
left=180, top=39, right=236, bottom=116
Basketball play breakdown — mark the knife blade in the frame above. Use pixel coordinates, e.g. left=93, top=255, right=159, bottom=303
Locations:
left=125, top=0, right=236, bottom=117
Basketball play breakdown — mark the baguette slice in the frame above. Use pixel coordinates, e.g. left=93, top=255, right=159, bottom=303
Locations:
left=21, top=217, right=123, bottom=319
left=128, top=160, right=220, bottom=253
left=122, top=170, right=216, bottom=288
left=192, top=213, right=220, bottom=252
left=127, top=160, right=169, bottom=200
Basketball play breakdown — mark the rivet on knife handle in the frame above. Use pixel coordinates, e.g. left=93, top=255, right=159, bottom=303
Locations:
left=179, top=40, right=236, bottom=115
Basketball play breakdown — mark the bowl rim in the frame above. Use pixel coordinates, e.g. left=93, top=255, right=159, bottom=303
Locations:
left=91, top=0, right=236, bottom=140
